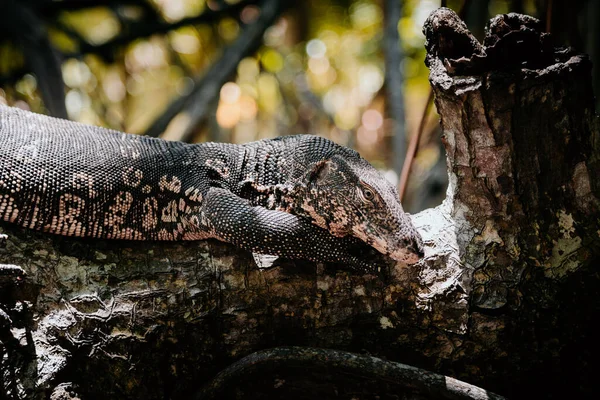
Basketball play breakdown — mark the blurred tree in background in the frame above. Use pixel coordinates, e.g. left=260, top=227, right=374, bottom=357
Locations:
left=0, top=0, right=598, bottom=213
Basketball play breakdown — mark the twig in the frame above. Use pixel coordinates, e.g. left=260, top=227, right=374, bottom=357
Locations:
left=144, top=0, right=285, bottom=141
left=397, top=0, right=471, bottom=201
left=195, top=347, right=507, bottom=400
left=0, top=2, right=68, bottom=118
left=384, top=0, right=407, bottom=176
left=293, top=73, right=335, bottom=125
left=36, top=0, right=156, bottom=14
left=398, top=90, right=433, bottom=201
left=62, top=0, right=259, bottom=59
left=545, top=0, right=553, bottom=32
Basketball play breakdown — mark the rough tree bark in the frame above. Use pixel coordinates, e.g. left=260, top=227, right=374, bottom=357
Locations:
left=1, top=8, right=599, bottom=400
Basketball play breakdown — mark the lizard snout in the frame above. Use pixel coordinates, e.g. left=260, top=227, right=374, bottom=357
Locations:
left=387, top=233, right=424, bottom=264
left=407, top=241, right=424, bottom=259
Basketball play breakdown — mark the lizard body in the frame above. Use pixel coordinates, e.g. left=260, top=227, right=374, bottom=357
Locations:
left=0, top=105, right=422, bottom=271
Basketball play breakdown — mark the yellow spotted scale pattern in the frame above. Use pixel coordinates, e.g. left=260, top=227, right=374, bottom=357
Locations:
left=0, top=106, right=422, bottom=271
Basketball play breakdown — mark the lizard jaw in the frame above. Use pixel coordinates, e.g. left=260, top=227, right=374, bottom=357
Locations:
left=352, top=225, right=424, bottom=265
left=372, top=238, right=422, bottom=264
left=389, top=246, right=422, bottom=264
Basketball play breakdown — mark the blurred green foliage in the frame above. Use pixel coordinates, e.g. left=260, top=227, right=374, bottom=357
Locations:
left=3, top=0, right=586, bottom=211
left=2, top=1, right=441, bottom=155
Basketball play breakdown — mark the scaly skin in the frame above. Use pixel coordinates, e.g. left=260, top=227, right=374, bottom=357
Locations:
left=0, top=105, right=423, bottom=271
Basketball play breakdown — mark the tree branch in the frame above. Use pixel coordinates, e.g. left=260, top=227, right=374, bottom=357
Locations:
left=197, top=347, right=506, bottom=400
left=0, top=1, right=68, bottom=118
left=61, top=0, right=260, bottom=60
left=144, top=0, right=285, bottom=141
left=384, top=0, right=407, bottom=177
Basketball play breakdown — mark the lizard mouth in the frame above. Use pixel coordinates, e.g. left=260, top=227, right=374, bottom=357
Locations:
left=352, top=226, right=424, bottom=264
left=389, top=245, right=423, bottom=264
left=374, top=235, right=424, bottom=264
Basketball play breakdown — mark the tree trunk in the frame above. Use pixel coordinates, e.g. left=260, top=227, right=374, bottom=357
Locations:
left=1, top=8, right=599, bottom=400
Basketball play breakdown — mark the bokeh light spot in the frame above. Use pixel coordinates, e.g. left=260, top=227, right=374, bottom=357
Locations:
left=306, top=39, right=326, bottom=58
left=261, top=49, right=284, bottom=73
left=239, top=95, right=258, bottom=121
left=220, top=82, right=241, bottom=104
left=240, top=5, right=260, bottom=24
left=216, top=102, right=240, bottom=128
left=362, top=109, right=383, bottom=131
left=358, top=65, right=384, bottom=94
left=308, top=57, right=330, bottom=75
left=102, top=69, right=126, bottom=102
left=171, top=31, right=200, bottom=54
left=357, top=126, right=379, bottom=147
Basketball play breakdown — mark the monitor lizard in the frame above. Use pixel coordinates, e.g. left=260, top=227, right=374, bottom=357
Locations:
left=0, top=105, right=423, bottom=272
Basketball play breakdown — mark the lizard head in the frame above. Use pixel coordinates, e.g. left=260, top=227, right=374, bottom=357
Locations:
left=300, top=152, right=424, bottom=264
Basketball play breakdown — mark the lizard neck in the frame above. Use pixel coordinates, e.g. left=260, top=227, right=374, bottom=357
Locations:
left=240, top=181, right=335, bottom=235
left=239, top=181, right=307, bottom=214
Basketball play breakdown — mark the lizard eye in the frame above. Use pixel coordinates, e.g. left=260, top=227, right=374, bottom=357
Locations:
left=358, top=181, right=378, bottom=203
left=358, top=186, right=376, bottom=203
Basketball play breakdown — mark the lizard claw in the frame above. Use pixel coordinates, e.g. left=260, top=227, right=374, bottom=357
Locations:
left=252, top=253, right=280, bottom=269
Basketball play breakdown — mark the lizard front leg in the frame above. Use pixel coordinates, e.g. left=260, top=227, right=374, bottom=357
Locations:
left=203, top=188, right=382, bottom=272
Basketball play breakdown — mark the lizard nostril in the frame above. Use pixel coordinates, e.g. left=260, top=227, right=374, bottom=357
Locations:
left=413, top=240, right=425, bottom=258
left=415, top=245, right=425, bottom=258
left=407, top=238, right=424, bottom=258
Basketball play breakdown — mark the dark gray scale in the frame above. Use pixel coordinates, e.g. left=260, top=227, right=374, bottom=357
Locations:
left=0, top=105, right=423, bottom=272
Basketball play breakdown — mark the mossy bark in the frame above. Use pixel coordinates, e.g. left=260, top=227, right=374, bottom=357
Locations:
left=1, top=8, right=599, bottom=400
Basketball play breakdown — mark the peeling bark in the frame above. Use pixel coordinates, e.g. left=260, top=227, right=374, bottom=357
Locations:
left=1, top=8, right=599, bottom=400
left=422, top=8, right=600, bottom=397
